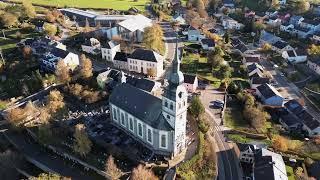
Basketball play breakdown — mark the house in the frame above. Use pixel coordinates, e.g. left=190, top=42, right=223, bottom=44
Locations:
left=237, top=144, right=288, bottom=180
left=271, top=40, right=293, bottom=54
left=311, top=31, right=320, bottom=43
left=300, top=18, right=320, bottom=31
left=256, top=83, right=284, bottom=106
left=40, top=47, right=79, bottom=73
left=172, top=14, right=186, bottom=25
left=254, top=148, right=288, bottom=180
left=280, top=23, right=294, bottom=33
left=109, top=44, right=188, bottom=157
left=183, top=74, right=198, bottom=93
left=250, top=77, right=270, bottom=90
left=278, top=0, right=287, bottom=5
left=222, top=0, right=235, bottom=8
left=222, top=17, right=243, bottom=30
left=282, top=49, right=307, bottom=64
left=284, top=100, right=320, bottom=136
left=20, top=37, right=66, bottom=56
left=113, top=52, right=129, bottom=70
left=126, top=76, right=161, bottom=94
left=279, top=110, right=303, bottom=131
left=231, top=38, right=249, bottom=54
left=81, top=38, right=101, bottom=55
left=128, top=49, right=164, bottom=77
left=260, top=31, right=281, bottom=45
left=238, top=143, right=257, bottom=164
left=117, top=14, right=153, bottom=42
left=200, top=38, right=215, bottom=50
left=247, top=63, right=265, bottom=78
left=101, top=40, right=120, bottom=62
left=245, top=10, right=255, bottom=18
left=266, top=16, right=282, bottom=26
left=307, top=57, right=320, bottom=75
left=187, top=26, right=201, bottom=42
left=289, top=15, right=304, bottom=25
left=97, top=69, right=122, bottom=89
left=243, top=56, right=260, bottom=66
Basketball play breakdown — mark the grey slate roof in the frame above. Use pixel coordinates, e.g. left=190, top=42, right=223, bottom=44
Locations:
left=257, top=83, right=282, bottom=100
left=114, top=52, right=129, bottom=62
left=251, top=77, right=270, bottom=85
left=183, top=74, right=197, bottom=84
left=102, top=40, right=119, bottom=49
left=109, top=83, right=173, bottom=131
left=272, top=40, right=288, bottom=49
left=126, top=76, right=156, bottom=92
left=51, top=47, right=69, bottom=58
left=201, top=38, right=215, bottom=47
left=129, top=49, right=161, bottom=62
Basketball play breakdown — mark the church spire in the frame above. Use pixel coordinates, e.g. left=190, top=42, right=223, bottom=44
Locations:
left=167, top=37, right=184, bottom=86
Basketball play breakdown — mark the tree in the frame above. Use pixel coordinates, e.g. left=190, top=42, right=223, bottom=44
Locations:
left=38, top=123, right=52, bottom=144
left=55, top=59, right=71, bottom=84
left=38, top=107, right=51, bottom=124
left=217, top=64, right=232, bottom=79
left=189, top=96, right=205, bottom=118
left=147, top=68, right=156, bottom=77
left=105, top=155, right=122, bottom=180
left=208, top=0, right=221, bottom=12
left=271, top=0, right=280, bottom=9
left=207, top=47, right=224, bottom=68
left=45, top=12, right=56, bottom=23
left=131, top=165, right=158, bottom=180
left=22, top=46, right=32, bottom=60
left=22, top=0, right=36, bottom=18
left=294, top=167, right=304, bottom=177
left=143, top=24, right=165, bottom=55
left=308, top=44, right=320, bottom=56
left=272, top=135, right=288, bottom=152
left=261, top=43, right=272, bottom=52
left=194, top=0, right=207, bottom=18
left=47, top=90, right=65, bottom=113
left=294, top=0, right=310, bottom=14
left=243, top=105, right=270, bottom=130
left=43, top=23, right=57, bottom=37
left=79, top=54, right=93, bottom=79
left=31, top=173, right=70, bottom=180
left=223, top=31, right=230, bottom=44
left=0, top=13, right=18, bottom=28
left=73, top=124, right=92, bottom=157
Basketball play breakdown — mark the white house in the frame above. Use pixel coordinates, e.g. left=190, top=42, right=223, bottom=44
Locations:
left=256, top=83, right=284, bottom=107
left=282, top=49, right=307, bottom=64
left=222, top=17, right=243, bottom=30
left=247, top=63, right=265, bottom=78
left=187, top=26, right=202, bottom=42
left=278, top=0, right=287, bottom=5
left=128, top=49, right=163, bottom=77
left=172, top=14, right=186, bottom=25
left=101, top=40, right=120, bottom=62
left=307, top=58, right=320, bottom=75
left=113, top=52, right=129, bottom=71
left=109, top=45, right=188, bottom=157
left=40, top=47, right=79, bottom=72
left=183, top=74, right=198, bottom=93
left=81, top=38, right=101, bottom=55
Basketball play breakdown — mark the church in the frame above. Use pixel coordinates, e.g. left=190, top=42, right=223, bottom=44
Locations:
left=109, top=42, right=187, bottom=157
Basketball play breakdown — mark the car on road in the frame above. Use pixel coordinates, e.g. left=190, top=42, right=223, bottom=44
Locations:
left=211, top=100, right=224, bottom=108
left=280, top=73, right=285, bottom=77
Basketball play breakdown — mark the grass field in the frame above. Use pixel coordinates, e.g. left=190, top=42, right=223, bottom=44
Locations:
left=12, top=0, right=149, bottom=11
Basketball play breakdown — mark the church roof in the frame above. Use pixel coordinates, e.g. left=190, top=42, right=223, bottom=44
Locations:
left=109, top=83, right=173, bottom=131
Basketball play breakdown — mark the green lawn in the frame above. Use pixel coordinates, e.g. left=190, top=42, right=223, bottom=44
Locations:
left=12, top=0, right=149, bottom=11
left=242, top=0, right=269, bottom=12
left=286, top=165, right=295, bottom=180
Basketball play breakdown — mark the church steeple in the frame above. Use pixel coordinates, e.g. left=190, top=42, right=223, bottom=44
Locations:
left=167, top=39, right=184, bottom=87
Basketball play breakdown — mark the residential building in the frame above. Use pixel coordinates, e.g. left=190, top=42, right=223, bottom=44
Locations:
left=222, top=17, right=243, bottom=30
left=271, top=40, right=293, bottom=54
left=289, top=15, right=304, bottom=25
left=300, top=18, right=320, bottom=31
left=284, top=100, right=320, bottom=136
left=247, top=63, right=265, bottom=78
left=243, top=56, right=260, bottom=66
left=183, top=74, right=198, bottom=93
left=231, top=38, right=249, bottom=54
left=200, top=38, right=215, bottom=50
left=307, top=57, right=320, bottom=75
left=282, top=49, right=307, bottom=64
left=81, top=38, right=101, bottom=55
left=109, top=44, right=188, bottom=157
left=40, top=47, right=79, bottom=72
left=238, top=143, right=257, bottom=164
left=250, top=77, right=270, bottom=90
left=309, top=161, right=320, bottom=179
left=266, top=16, right=282, bottom=26
left=97, top=69, right=123, bottom=89
left=101, top=40, right=120, bottom=62
left=222, top=0, right=235, bottom=8
left=256, top=83, right=284, bottom=106
left=128, top=49, right=163, bottom=77
left=260, top=31, right=281, bottom=45
left=187, top=26, right=201, bottom=42
left=113, top=52, right=129, bottom=70
left=172, top=14, right=186, bottom=25
left=20, top=37, right=66, bottom=56
left=254, top=148, right=288, bottom=180
left=279, top=109, right=303, bottom=132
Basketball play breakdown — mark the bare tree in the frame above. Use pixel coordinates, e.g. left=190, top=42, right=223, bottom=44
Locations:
left=130, top=165, right=158, bottom=180
left=47, top=90, right=65, bottom=113
left=105, top=155, right=123, bottom=180
left=272, top=135, right=288, bottom=152
left=79, top=54, right=93, bottom=79
left=73, top=124, right=92, bottom=157
left=55, top=59, right=71, bottom=84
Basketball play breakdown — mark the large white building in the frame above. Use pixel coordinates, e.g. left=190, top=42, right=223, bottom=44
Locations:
left=109, top=44, right=187, bottom=157
left=128, top=49, right=163, bottom=77
left=101, top=40, right=121, bottom=62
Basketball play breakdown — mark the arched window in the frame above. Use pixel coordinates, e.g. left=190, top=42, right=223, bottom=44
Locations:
left=138, top=123, right=143, bottom=137
left=147, top=129, right=152, bottom=143
left=161, top=134, right=166, bottom=148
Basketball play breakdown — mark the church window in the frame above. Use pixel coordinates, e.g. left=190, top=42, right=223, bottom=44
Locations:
left=138, top=123, right=143, bottom=137
left=170, top=103, right=173, bottom=110
left=113, top=108, right=117, bottom=120
left=165, top=101, right=168, bottom=107
left=178, top=103, right=181, bottom=109
left=129, top=118, right=133, bottom=131
left=147, top=129, right=152, bottom=143
left=167, top=115, right=170, bottom=119
left=161, top=134, right=167, bottom=148
left=121, top=113, right=125, bottom=126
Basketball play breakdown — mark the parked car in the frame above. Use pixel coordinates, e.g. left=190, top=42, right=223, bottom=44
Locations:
left=211, top=100, right=224, bottom=108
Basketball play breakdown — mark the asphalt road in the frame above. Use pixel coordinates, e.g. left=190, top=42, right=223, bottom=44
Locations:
left=200, top=87, right=242, bottom=180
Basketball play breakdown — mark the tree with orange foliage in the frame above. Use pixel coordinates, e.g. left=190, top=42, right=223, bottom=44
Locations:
left=22, top=46, right=32, bottom=60
left=272, top=135, right=288, bottom=152
left=130, top=165, right=158, bottom=180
